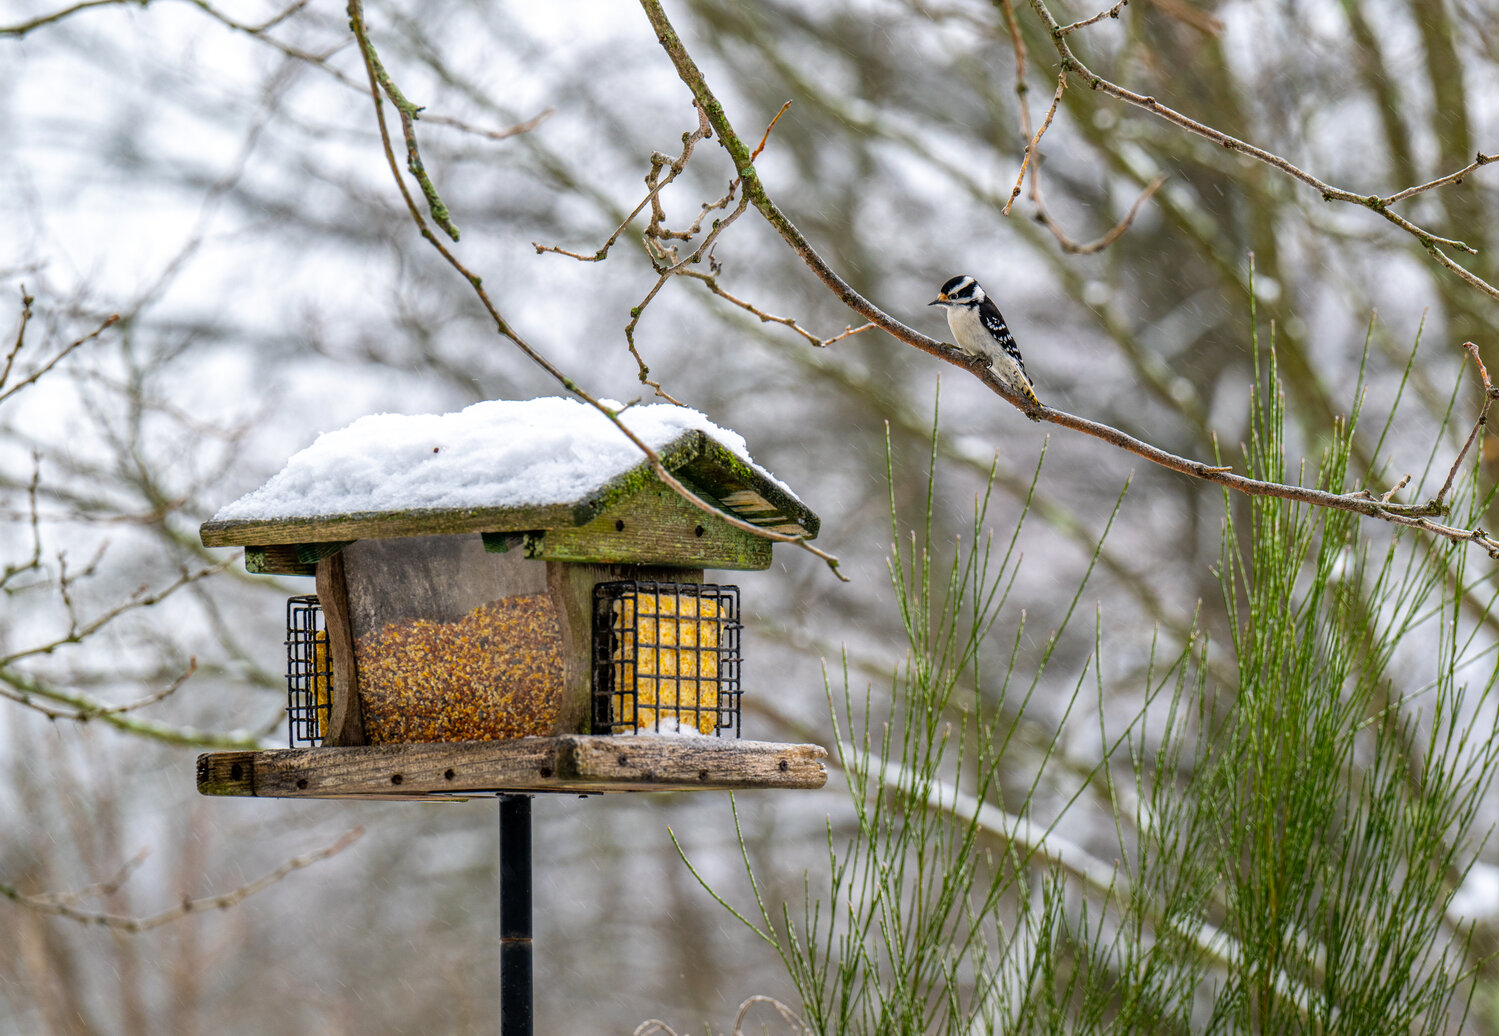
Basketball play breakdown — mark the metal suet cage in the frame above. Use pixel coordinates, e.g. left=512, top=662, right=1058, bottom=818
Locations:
left=592, top=580, right=741, bottom=737
left=285, top=594, right=331, bottom=747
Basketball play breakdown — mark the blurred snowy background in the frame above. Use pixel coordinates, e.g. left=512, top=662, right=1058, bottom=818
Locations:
left=2, top=0, right=1497, bottom=1031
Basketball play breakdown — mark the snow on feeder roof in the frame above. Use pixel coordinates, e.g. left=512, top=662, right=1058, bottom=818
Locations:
left=200, top=397, right=818, bottom=557
left=194, top=394, right=827, bottom=761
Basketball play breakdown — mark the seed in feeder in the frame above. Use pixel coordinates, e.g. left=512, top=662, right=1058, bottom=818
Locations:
left=354, top=594, right=565, bottom=744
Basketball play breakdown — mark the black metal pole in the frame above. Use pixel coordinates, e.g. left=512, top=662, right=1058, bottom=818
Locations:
left=499, top=794, right=533, bottom=1036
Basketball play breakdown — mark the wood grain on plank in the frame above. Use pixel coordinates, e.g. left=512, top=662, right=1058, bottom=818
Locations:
left=196, top=736, right=827, bottom=799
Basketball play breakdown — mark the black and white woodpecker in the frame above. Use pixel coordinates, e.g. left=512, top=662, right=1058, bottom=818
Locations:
left=929, top=275, right=1041, bottom=410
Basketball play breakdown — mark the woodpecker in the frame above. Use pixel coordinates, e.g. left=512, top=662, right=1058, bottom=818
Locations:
left=929, top=275, right=1041, bottom=410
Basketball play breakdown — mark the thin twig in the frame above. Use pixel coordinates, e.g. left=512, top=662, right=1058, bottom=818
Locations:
left=1382, top=153, right=1497, bottom=206
left=624, top=167, right=751, bottom=400
left=29, top=848, right=152, bottom=907
left=0, top=311, right=119, bottom=407
left=0, top=664, right=259, bottom=746
left=534, top=105, right=713, bottom=262
left=187, top=0, right=348, bottom=67
left=1004, top=69, right=1066, bottom=215
left=97, top=658, right=197, bottom=716
left=348, top=0, right=845, bottom=579
left=750, top=101, right=792, bottom=161
left=1021, top=0, right=1499, bottom=299
left=993, top=2, right=1161, bottom=252
left=1435, top=342, right=1496, bottom=506
left=2, top=287, right=35, bottom=389
left=0, top=828, right=363, bottom=932
left=1051, top=172, right=1169, bottom=255
left=638, top=0, right=1499, bottom=560
left=996, top=0, right=1028, bottom=91
left=183, top=0, right=309, bottom=35
left=1058, top=0, right=1129, bottom=34
left=1, top=453, right=43, bottom=592
left=422, top=106, right=553, bottom=142
left=680, top=270, right=875, bottom=347
left=1, top=560, right=232, bottom=667
left=0, top=0, right=133, bottom=37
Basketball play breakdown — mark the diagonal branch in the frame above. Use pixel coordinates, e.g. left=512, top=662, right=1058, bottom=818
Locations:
left=1434, top=342, right=1497, bottom=507
left=347, top=0, right=845, bottom=579
left=0, top=308, right=119, bottom=406
left=351, top=12, right=460, bottom=241
left=993, top=9, right=1167, bottom=257
left=1382, top=153, right=1497, bottom=206
left=1, top=828, right=363, bottom=932
left=638, top=0, right=1499, bottom=560
left=534, top=104, right=714, bottom=263
left=1003, top=68, right=1066, bottom=215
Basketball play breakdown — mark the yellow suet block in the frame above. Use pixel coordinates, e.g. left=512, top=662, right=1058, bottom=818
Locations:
left=611, top=592, right=722, bottom=735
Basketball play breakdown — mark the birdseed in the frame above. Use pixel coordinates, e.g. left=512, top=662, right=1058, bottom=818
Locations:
left=354, top=594, right=564, bottom=743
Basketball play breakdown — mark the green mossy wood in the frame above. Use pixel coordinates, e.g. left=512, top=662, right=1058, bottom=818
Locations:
left=201, top=429, right=817, bottom=574
left=196, top=417, right=824, bottom=767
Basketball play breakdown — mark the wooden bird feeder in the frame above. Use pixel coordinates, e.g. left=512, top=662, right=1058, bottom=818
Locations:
left=194, top=398, right=830, bottom=1033
left=193, top=397, right=828, bottom=799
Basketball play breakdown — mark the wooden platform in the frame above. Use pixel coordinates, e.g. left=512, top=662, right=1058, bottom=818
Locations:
left=197, top=735, right=828, bottom=800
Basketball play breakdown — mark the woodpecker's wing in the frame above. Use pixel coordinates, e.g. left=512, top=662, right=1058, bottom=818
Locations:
left=977, top=296, right=1030, bottom=380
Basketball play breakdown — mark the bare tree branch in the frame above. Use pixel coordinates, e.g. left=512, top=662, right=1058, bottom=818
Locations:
left=638, top=0, right=1499, bottom=559
left=346, top=0, right=846, bottom=579
left=0, top=452, right=43, bottom=593
left=1048, top=173, right=1169, bottom=256
left=1, top=286, right=34, bottom=388
left=0, top=308, right=118, bottom=406
left=1003, top=68, right=1066, bottom=215
left=0, top=828, right=363, bottom=932
left=0, top=664, right=257, bottom=748
left=1434, top=342, right=1498, bottom=507
left=96, top=658, right=197, bottom=716
left=1058, top=0, right=1130, bottom=35
left=1021, top=0, right=1499, bottom=299
left=750, top=101, right=792, bottom=161
left=993, top=6, right=1166, bottom=252
left=1382, top=152, right=1497, bottom=206
left=679, top=270, right=875, bottom=348
left=350, top=11, right=460, bottom=241
left=0, top=0, right=135, bottom=37
left=535, top=105, right=714, bottom=263
left=1, top=559, right=233, bottom=668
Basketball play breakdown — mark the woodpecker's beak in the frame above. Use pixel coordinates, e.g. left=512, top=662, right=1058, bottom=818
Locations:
left=928, top=293, right=947, bottom=306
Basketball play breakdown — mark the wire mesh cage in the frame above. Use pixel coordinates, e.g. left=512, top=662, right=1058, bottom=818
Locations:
left=286, top=594, right=332, bottom=748
left=592, top=580, right=742, bottom=737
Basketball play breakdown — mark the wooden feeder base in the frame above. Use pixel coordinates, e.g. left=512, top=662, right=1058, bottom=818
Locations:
left=197, top=735, right=828, bottom=800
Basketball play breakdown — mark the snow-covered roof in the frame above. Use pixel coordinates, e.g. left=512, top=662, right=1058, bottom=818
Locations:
left=200, top=397, right=818, bottom=547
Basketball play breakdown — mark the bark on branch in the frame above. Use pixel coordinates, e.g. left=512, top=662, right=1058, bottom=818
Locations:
left=638, top=0, right=1499, bottom=559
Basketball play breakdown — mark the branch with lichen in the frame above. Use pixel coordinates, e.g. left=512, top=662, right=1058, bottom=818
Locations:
left=0, top=664, right=259, bottom=748
left=346, top=0, right=846, bottom=579
left=637, top=0, right=1499, bottom=560
left=347, top=5, right=459, bottom=241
